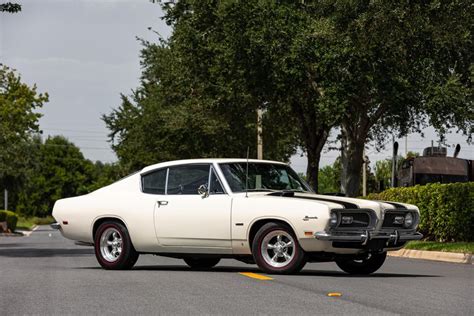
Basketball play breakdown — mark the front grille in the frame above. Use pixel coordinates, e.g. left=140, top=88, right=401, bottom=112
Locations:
left=382, top=211, right=406, bottom=228
left=338, top=212, right=370, bottom=228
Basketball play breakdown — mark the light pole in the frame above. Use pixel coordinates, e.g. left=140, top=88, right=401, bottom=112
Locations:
left=3, top=189, right=7, bottom=210
left=362, top=150, right=370, bottom=196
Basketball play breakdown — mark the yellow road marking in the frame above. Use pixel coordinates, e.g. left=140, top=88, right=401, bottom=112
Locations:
left=239, top=272, right=273, bottom=280
left=327, top=292, right=342, bottom=297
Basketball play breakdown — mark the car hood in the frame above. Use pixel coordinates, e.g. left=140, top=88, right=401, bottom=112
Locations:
left=241, top=191, right=418, bottom=215
left=295, top=192, right=415, bottom=210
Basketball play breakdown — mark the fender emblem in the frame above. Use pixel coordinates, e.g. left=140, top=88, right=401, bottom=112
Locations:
left=303, top=216, right=318, bottom=221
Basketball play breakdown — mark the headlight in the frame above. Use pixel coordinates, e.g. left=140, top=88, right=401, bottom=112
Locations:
left=404, top=212, right=413, bottom=228
left=329, top=211, right=338, bottom=228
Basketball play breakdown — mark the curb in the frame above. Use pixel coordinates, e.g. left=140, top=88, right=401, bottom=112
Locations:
left=19, top=225, right=39, bottom=237
left=1, top=225, right=40, bottom=237
left=388, top=248, right=473, bottom=264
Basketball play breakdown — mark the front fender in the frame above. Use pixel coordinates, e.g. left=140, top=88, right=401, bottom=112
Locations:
left=230, top=195, right=331, bottom=254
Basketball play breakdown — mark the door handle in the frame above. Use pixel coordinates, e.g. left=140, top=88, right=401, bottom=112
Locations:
left=157, top=200, right=168, bottom=207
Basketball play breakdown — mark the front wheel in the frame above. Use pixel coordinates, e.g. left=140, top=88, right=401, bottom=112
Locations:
left=252, top=222, right=306, bottom=274
left=335, top=252, right=387, bottom=275
left=94, top=221, right=139, bottom=270
left=183, top=257, right=220, bottom=270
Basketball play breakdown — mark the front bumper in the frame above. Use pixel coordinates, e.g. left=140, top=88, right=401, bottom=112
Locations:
left=314, top=230, right=423, bottom=246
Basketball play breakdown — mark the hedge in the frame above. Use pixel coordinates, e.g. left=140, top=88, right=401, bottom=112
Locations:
left=0, top=210, right=19, bottom=232
left=367, top=182, right=474, bottom=242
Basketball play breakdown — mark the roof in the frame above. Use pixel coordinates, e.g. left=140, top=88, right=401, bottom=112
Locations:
left=140, top=158, right=287, bottom=173
left=414, top=157, right=468, bottom=175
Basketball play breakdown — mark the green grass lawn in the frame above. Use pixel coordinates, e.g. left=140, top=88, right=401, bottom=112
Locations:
left=16, top=216, right=55, bottom=231
left=405, top=241, right=474, bottom=254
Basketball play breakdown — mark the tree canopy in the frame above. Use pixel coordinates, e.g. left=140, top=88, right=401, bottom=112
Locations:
left=301, top=0, right=473, bottom=196
left=0, top=2, right=21, bottom=13
left=105, top=1, right=347, bottom=191
left=0, top=65, right=48, bottom=192
left=104, top=3, right=310, bottom=173
left=13, top=136, right=122, bottom=217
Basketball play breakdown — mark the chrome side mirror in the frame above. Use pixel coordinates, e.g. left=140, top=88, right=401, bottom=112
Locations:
left=197, top=184, right=209, bottom=198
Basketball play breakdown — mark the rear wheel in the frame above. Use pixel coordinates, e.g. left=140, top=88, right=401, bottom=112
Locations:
left=252, top=222, right=306, bottom=274
left=183, top=257, right=220, bottom=270
left=335, top=252, right=387, bottom=275
left=94, top=221, right=139, bottom=270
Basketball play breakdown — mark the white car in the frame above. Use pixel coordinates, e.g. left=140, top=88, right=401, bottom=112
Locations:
left=52, top=159, right=422, bottom=274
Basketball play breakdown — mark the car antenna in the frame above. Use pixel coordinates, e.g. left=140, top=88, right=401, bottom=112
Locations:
left=245, top=146, right=249, bottom=198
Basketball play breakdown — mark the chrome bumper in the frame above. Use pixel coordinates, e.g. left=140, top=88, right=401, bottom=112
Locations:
left=50, top=222, right=61, bottom=230
left=314, top=230, right=423, bottom=245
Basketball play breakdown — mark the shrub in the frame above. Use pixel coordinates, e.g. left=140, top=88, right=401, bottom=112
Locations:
left=367, top=182, right=474, bottom=242
left=0, top=210, right=19, bottom=232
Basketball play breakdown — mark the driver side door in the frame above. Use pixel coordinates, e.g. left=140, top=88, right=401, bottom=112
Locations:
left=154, top=163, right=232, bottom=250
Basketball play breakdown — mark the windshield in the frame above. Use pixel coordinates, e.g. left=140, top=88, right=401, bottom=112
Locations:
left=219, top=162, right=310, bottom=193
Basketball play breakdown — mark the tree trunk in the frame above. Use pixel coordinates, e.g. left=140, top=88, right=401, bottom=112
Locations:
left=290, top=101, right=330, bottom=193
left=306, top=149, right=321, bottom=193
left=340, top=124, right=366, bottom=197
left=305, top=130, right=328, bottom=193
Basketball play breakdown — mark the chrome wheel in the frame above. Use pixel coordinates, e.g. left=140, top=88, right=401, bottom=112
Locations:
left=261, top=230, right=295, bottom=268
left=100, top=228, right=123, bottom=262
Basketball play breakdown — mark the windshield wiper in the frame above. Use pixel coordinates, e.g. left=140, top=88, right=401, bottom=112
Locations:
left=245, top=189, right=276, bottom=192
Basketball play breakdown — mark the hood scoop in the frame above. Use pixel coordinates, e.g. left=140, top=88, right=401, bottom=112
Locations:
left=267, top=191, right=295, bottom=197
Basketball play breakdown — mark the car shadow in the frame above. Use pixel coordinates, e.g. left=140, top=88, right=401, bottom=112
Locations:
left=297, top=270, right=440, bottom=278
left=74, top=265, right=440, bottom=278
left=0, top=243, right=24, bottom=248
left=0, top=247, right=94, bottom=258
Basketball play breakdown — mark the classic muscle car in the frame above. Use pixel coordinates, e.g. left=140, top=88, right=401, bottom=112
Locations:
left=52, top=159, right=422, bottom=274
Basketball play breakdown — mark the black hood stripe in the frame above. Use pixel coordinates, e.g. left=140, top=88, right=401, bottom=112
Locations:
left=308, top=197, right=359, bottom=209
left=269, top=194, right=359, bottom=209
left=382, top=201, right=407, bottom=209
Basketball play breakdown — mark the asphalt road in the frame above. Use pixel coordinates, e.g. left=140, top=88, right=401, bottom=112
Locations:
left=0, top=226, right=472, bottom=315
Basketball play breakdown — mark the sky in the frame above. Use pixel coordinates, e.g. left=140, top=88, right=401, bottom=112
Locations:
left=1, top=0, right=472, bottom=173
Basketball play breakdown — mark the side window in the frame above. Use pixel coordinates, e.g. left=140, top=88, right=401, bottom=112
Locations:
left=209, top=168, right=224, bottom=194
left=142, top=169, right=167, bottom=194
left=167, top=164, right=210, bottom=195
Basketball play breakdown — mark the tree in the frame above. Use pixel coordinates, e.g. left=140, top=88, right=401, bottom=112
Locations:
left=103, top=44, right=293, bottom=172
left=161, top=1, right=472, bottom=194
left=318, top=159, right=342, bottom=194
left=15, top=136, right=97, bottom=216
left=158, top=1, right=343, bottom=191
left=0, top=65, right=48, bottom=200
left=86, top=161, right=128, bottom=192
left=104, top=3, right=304, bottom=173
left=2, top=135, right=125, bottom=216
left=300, top=1, right=473, bottom=196
left=0, top=2, right=21, bottom=13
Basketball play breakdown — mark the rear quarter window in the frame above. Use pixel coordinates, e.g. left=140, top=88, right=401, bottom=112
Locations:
left=142, top=169, right=167, bottom=194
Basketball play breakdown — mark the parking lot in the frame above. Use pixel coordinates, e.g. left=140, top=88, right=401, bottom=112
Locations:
left=0, top=226, right=472, bottom=315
